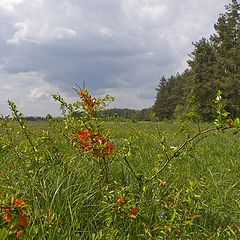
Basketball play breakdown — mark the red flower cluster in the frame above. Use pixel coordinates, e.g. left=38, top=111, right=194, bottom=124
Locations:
left=79, top=88, right=97, bottom=114
left=2, top=198, right=29, bottom=239
left=79, top=89, right=88, bottom=97
left=129, top=207, right=138, bottom=217
left=77, top=129, right=115, bottom=157
left=3, top=207, right=11, bottom=222
left=226, top=117, right=235, bottom=128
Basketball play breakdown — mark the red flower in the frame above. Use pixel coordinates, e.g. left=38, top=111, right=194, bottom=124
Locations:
left=161, top=181, right=169, bottom=187
left=95, top=134, right=106, bottom=144
left=129, top=207, right=138, bottom=217
left=93, top=140, right=115, bottom=157
left=13, top=198, right=27, bottom=210
left=82, top=141, right=93, bottom=151
left=77, top=129, right=93, bottom=152
left=13, top=198, right=25, bottom=205
left=77, top=129, right=115, bottom=157
left=3, top=207, right=11, bottom=222
left=116, top=197, right=127, bottom=205
left=79, top=89, right=87, bottom=97
left=83, top=97, right=94, bottom=110
left=15, top=214, right=28, bottom=228
left=226, top=118, right=235, bottom=128
left=77, top=129, right=91, bottom=142
left=94, top=134, right=115, bottom=157
left=16, top=230, right=25, bottom=239
left=104, top=142, right=115, bottom=156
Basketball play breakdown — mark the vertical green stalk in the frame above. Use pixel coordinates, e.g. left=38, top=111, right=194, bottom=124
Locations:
left=8, top=100, right=38, bottom=166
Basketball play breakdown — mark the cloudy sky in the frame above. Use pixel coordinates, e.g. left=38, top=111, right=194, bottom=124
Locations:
left=0, top=0, right=230, bottom=116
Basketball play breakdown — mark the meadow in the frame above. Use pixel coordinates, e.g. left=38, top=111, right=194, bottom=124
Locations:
left=0, top=90, right=240, bottom=239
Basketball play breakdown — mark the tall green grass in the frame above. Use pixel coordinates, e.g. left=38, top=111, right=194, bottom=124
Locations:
left=0, top=120, right=239, bottom=239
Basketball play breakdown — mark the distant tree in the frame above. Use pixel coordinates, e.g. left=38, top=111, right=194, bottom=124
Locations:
left=153, top=71, right=192, bottom=120
left=138, top=108, right=152, bottom=121
left=97, top=108, right=153, bottom=121
left=46, top=114, right=53, bottom=120
left=153, top=76, right=173, bottom=120
left=23, top=116, right=44, bottom=121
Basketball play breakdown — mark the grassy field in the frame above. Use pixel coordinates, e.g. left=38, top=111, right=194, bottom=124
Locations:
left=0, top=119, right=240, bottom=239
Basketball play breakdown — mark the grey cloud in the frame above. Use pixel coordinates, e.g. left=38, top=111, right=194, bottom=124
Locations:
left=0, top=0, right=230, bottom=115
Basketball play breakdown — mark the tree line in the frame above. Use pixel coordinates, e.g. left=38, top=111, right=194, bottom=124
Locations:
left=153, top=0, right=240, bottom=121
left=97, top=108, right=154, bottom=121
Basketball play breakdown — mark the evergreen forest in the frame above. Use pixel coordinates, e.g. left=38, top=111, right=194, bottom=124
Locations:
left=153, top=0, right=240, bottom=121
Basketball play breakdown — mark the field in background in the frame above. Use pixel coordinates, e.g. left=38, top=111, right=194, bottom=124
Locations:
left=0, top=120, right=240, bottom=239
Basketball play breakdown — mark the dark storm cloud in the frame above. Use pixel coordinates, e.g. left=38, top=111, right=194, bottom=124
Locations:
left=0, top=0, right=230, bottom=115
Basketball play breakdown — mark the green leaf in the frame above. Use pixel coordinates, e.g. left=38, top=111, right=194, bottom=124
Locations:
left=0, top=228, right=11, bottom=240
left=234, top=118, right=240, bottom=127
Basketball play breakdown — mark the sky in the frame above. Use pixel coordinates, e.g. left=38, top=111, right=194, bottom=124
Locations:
left=0, top=0, right=230, bottom=116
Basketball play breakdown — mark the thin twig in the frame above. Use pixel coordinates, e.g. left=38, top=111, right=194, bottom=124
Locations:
left=156, top=124, right=171, bottom=162
left=146, top=126, right=230, bottom=183
left=123, top=156, right=139, bottom=181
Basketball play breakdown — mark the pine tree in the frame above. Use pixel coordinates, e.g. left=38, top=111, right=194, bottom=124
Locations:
left=187, top=38, right=217, bottom=120
left=211, top=0, right=240, bottom=116
left=153, top=72, right=191, bottom=120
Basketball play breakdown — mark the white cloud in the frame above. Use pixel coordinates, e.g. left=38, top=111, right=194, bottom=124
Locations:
left=138, top=3, right=167, bottom=22
left=52, top=26, right=76, bottom=40
left=8, top=20, right=77, bottom=44
left=0, top=0, right=23, bottom=11
left=29, top=88, right=48, bottom=100
left=98, top=27, right=114, bottom=38
left=0, top=71, right=61, bottom=116
left=7, top=20, right=35, bottom=44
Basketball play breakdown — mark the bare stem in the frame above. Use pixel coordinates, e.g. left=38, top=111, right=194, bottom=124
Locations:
left=146, top=126, right=230, bottom=183
left=123, top=156, right=140, bottom=181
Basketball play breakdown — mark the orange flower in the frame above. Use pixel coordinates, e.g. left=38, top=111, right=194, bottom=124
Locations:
left=15, top=214, right=28, bottom=228
left=93, top=141, right=115, bottom=157
left=94, top=134, right=115, bottom=157
left=82, top=141, right=93, bottom=151
left=77, top=129, right=91, bottom=142
left=116, top=197, right=127, bottom=205
left=226, top=118, right=235, bottom=128
left=16, top=230, right=25, bottom=239
left=79, top=89, right=87, bottom=97
left=95, top=134, right=106, bottom=144
left=83, top=97, right=94, bottom=112
left=13, top=198, right=25, bottom=206
left=104, top=142, right=115, bottom=156
left=76, top=129, right=115, bottom=157
left=77, top=129, right=93, bottom=152
left=13, top=198, right=27, bottom=210
left=3, top=207, right=11, bottom=222
left=129, top=207, right=138, bottom=217
left=161, top=181, right=169, bottom=187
